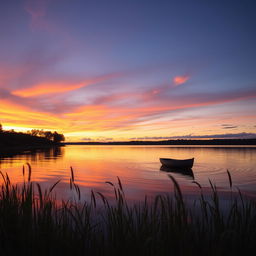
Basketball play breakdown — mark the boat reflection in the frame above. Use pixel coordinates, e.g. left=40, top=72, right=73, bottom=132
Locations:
left=160, top=165, right=194, bottom=179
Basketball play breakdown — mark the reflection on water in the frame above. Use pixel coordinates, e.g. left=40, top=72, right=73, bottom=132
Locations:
left=0, top=145, right=256, bottom=201
left=0, top=146, right=63, bottom=162
left=160, top=165, right=194, bottom=179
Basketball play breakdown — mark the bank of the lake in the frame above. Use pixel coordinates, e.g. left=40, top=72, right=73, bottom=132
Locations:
left=0, top=131, right=65, bottom=156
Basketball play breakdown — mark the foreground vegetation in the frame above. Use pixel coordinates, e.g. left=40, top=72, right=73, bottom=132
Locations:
left=0, top=165, right=256, bottom=256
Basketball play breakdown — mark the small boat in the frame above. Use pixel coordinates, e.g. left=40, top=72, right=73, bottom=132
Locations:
left=159, top=157, right=194, bottom=169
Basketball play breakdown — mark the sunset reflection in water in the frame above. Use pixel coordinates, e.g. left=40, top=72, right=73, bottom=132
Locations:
left=0, top=145, right=256, bottom=202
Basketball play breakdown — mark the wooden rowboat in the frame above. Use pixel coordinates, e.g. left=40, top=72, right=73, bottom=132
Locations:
left=159, top=158, right=194, bottom=169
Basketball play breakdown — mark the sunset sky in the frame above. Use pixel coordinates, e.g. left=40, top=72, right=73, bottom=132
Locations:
left=0, top=0, right=256, bottom=141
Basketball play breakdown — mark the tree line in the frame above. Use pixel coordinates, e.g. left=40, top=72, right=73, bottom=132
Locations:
left=0, top=124, right=65, bottom=143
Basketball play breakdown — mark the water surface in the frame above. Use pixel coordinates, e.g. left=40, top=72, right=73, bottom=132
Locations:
left=0, top=145, right=256, bottom=201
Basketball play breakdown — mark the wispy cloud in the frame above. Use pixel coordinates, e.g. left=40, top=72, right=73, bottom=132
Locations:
left=24, top=0, right=51, bottom=31
left=57, top=87, right=256, bottom=134
left=0, top=98, right=68, bottom=130
left=131, top=133, right=256, bottom=140
left=81, top=137, right=92, bottom=141
left=0, top=49, right=67, bottom=92
left=12, top=73, right=119, bottom=97
left=130, top=136, right=174, bottom=140
left=170, top=133, right=256, bottom=139
left=24, top=0, right=75, bottom=46
left=221, top=124, right=238, bottom=129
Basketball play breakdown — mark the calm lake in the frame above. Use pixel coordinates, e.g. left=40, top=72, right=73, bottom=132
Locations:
left=0, top=145, right=256, bottom=202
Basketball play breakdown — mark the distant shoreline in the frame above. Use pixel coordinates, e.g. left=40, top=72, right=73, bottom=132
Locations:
left=64, top=138, right=256, bottom=146
left=1, top=139, right=255, bottom=157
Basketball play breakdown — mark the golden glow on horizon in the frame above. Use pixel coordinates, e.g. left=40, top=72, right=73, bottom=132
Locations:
left=1, top=95, right=256, bottom=142
left=0, top=99, right=68, bottom=131
left=1, top=70, right=256, bottom=142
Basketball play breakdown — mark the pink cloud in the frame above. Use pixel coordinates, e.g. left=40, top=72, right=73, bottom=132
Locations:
left=173, top=75, right=190, bottom=86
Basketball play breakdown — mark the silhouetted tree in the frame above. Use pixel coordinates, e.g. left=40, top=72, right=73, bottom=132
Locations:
left=53, top=131, right=65, bottom=143
left=30, top=129, right=40, bottom=136
left=25, top=129, right=65, bottom=143
left=43, top=131, right=54, bottom=140
left=0, top=123, right=2, bottom=132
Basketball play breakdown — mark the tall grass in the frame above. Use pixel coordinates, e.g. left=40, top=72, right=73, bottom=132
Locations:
left=0, top=164, right=256, bottom=255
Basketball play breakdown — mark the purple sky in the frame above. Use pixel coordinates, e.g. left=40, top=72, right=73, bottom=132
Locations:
left=0, top=0, right=255, bottom=141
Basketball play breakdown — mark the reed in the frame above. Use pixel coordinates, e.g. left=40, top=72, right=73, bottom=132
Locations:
left=0, top=165, right=256, bottom=255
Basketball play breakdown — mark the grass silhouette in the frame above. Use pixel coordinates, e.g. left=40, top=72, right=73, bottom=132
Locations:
left=0, top=164, right=256, bottom=255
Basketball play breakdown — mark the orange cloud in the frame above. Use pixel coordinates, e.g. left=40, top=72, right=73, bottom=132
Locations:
left=13, top=82, right=87, bottom=97
left=173, top=75, right=190, bottom=86
left=0, top=99, right=68, bottom=130
left=12, top=74, right=118, bottom=97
